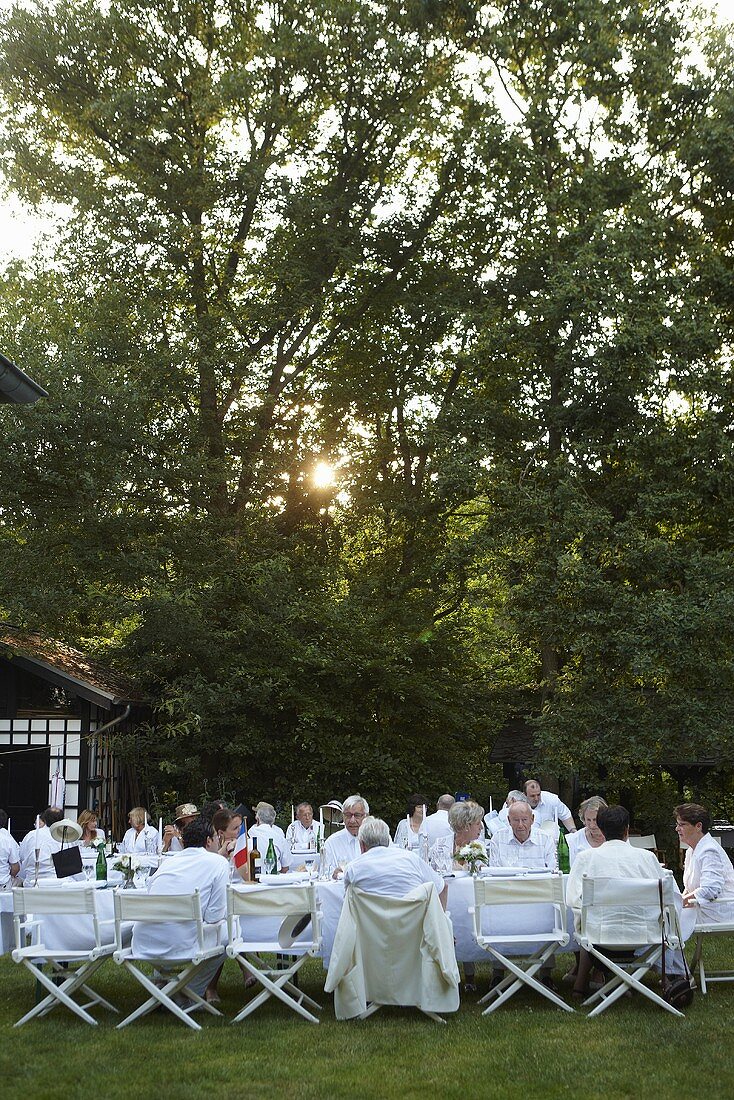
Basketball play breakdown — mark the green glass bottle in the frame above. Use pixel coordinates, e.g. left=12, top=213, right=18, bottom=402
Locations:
left=95, top=841, right=107, bottom=881
left=557, top=828, right=570, bottom=874
left=264, top=838, right=278, bottom=875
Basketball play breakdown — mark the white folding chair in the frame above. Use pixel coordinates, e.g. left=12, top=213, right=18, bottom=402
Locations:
left=113, top=890, right=224, bottom=1031
left=576, top=874, right=685, bottom=1017
left=227, top=883, right=323, bottom=1023
left=325, top=882, right=460, bottom=1022
left=11, top=886, right=118, bottom=1027
left=688, top=911, right=734, bottom=993
left=471, top=874, right=573, bottom=1014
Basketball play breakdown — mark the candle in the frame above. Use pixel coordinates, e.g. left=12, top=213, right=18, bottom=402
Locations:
left=319, top=806, right=324, bottom=831
left=34, top=814, right=40, bottom=850
left=422, top=804, right=427, bottom=823
left=291, top=803, right=295, bottom=824
left=489, top=795, right=493, bottom=814
left=158, top=816, right=163, bottom=848
left=144, top=810, right=148, bottom=827
left=6, top=817, right=10, bottom=835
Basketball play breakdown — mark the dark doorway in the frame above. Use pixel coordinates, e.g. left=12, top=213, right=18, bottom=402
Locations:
left=0, top=745, right=50, bottom=840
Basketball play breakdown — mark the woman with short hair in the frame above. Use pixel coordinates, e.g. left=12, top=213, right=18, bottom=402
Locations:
left=676, top=803, right=734, bottom=922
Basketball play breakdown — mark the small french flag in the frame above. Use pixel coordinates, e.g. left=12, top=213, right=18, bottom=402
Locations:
left=233, top=818, right=248, bottom=870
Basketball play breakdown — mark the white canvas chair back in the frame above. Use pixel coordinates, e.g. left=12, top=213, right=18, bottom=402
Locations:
left=227, top=882, right=323, bottom=1024
left=11, top=886, right=118, bottom=1027
left=577, top=873, right=685, bottom=1017
left=113, top=890, right=206, bottom=956
left=628, top=834, right=657, bottom=850
left=471, top=873, right=572, bottom=1014
left=325, top=881, right=460, bottom=1021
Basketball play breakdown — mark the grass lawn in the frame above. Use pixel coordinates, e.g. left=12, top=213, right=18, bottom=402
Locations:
left=0, top=942, right=731, bottom=1100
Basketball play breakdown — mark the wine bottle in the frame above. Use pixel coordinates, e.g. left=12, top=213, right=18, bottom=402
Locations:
left=557, top=828, right=570, bottom=874
left=248, top=837, right=261, bottom=882
left=264, top=838, right=278, bottom=875
left=95, top=842, right=107, bottom=881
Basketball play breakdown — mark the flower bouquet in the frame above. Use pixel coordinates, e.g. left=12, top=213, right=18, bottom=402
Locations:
left=113, top=853, right=139, bottom=888
left=454, top=840, right=488, bottom=875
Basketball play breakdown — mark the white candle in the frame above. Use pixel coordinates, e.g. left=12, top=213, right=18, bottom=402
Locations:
left=144, top=810, right=148, bottom=827
left=34, top=814, right=40, bottom=850
left=158, top=816, right=163, bottom=847
left=489, top=795, right=493, bottom=814
left=6, top=817, right=10, bottom=835
left=422, top=804, right=427, bottom=823
left=319, top=806, right=324, bottom=831
left=291, top=803, right=295, bottom=824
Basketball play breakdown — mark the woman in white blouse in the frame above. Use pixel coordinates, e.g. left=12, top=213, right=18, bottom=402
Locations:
left=393, top=794, right=428, bottom=850
left=677, top=802, right=734, bottom=923
left=119, top=806, right=160, bottom=854
left=567, top=796, right=608, bottom=866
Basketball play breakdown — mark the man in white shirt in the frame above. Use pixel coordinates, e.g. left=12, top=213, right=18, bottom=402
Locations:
left=250, top=803, right=290, bottom=871
left=344, top=817, right=448, bottom=909
left=286, top=802, right=317, bottom=853
left=0, top=809, right=20, bottom=888
left=322, top=794, right=369, bottom=875
left=422, top=794, right=455, bottom=844
left=18, top=807, right=64, bottom=883
left=522, top=780, right=575, bottom=831
left=132, top=819, right=230, bottom=998
left=489, top=803, right=556, bottom=869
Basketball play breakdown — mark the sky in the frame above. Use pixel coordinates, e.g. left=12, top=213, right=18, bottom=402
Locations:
left=0, top=0, right=733, bottom=262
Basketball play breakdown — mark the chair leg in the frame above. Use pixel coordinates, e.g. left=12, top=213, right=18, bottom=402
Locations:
left=231, top=957, right=320, bottom=1024
left=420, top=1010, right=447, bottom=1023
left=359, top=1003, right=381, bottom=1019
left=116, top=964, right=203, bottom=1031
left=15, top=964, right=99, bottom=1027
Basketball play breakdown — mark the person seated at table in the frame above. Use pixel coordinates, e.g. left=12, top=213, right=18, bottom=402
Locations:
left=566, top=804, right=673, bottom=998
left=393, top=793, right=428, bottom=850
left=676, top=802, right=734, bottom=923
left=344, top=817, right=448, bottom=909
left=0, top=809, right=20, bottom=889
left=322, top=795, right=369, bottom=877
left=250, top=803, right=290, bottom=872
left=286, top=802, right=317, bottom=853
left=119, top=806, right=161, bottom=855
left=76, top=809, right=106, bottom=847
left=447, top=800, right=486, bottom=863
left=162, top=803, right=200, bottom=853
left=132, top=819, right=230, bottom=1006
left=423, top=794, right=456, bottom=844
left=566, top=796, right=607, bottom=866
left=488, top=802, right=556, bottom=870
left=211, top=807, right=243, bottom=862
left=18, top=806, right=64, bottom=882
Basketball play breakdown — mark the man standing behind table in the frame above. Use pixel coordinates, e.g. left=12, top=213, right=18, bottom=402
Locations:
left=286, top=802, right=317, bottom=854
left=522, top=780, right=576, bottom=832
left=18, top=807, right=64, bottom=882
left=488, top=802, right=557, bottom=869
left=422, top=794, right=456, bottom=844
left=131, top=819, right=229, bottom=1003
left=250, top=803, right=290, bottom=872
left=0, top=809, right=20, bottom=888
left=321, top=795, right=369, bottom=877
left=343, top=817, right=448, bottom=909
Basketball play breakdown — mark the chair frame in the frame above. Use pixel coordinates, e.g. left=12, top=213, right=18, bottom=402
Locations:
left=113, top=889, right=224, bottom=1031
left=11, top=885, right=118, bottom=1027
left=689, top=915, right=734, bottom=993
left=471, top=873, right=573, bottom=1014
left=226, top=882, right=323, bottom=1024
left=576, top=874, right=685, bottom=1017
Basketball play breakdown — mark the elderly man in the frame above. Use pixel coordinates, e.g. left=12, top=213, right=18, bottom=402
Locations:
left=676, top=802, right=734, bottom=922
left=566, top=804, right=675, bottom=996
left=422, top=794, right=456, bottom=844
left=286, top=802, right=317, bottom=852
left=132, top=819, right=229, bottom=1003
left=343, top=817, right=448, bottom=909
left=250, top=803, right=290, bottom=872
left=489, top=802, right=556, bottom=869
left=321, top=794, right=369, bottom=876
left=18, top=807, right=64, bottom=882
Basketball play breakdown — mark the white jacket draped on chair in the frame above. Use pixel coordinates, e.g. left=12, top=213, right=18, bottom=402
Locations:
left=324, top=881, right=460, bottom=1020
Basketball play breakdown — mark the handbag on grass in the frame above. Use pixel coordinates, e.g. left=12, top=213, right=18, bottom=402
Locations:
left=659, top=880, right=694, bottom=1009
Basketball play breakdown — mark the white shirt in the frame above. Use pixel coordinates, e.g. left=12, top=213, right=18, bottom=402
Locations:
left=683, top=833, right=734, bottom=923
left=119, top=825, right=161, bottom=855
left=422, top=810, right=453, bottom=844
left=76, top=829, right=106, bottom=848
left=322, top=828, right=361, bottom=872
left=250, top=825, right=290, bottom=871
left=393, top=819, right=421, bottom=850
left=498, top=791, right=572, bottom=827
left=488, top=828, right=556, bottom=869
left=0, top=827, right=20, bottom=888
left=566, top=839, right=670, bottom=942
left=286, top=820, right=317, bottom=851
left=18, top=826, right=61, bottom=882
left=343, top=845, right=444, bottom=898
left=567, top=828, right=593, bottom=866
left=132, top=846, right=230, bottom=959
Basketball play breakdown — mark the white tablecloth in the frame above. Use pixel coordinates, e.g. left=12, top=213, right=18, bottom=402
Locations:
left=0, top=891, right=13, bottom=954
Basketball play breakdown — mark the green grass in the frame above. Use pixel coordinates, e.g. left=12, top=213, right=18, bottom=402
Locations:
left=0, top=946, right=731, bottom=1100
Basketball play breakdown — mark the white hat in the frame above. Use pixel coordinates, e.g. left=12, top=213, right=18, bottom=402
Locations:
left=49, top=818, right=83, bottom=844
